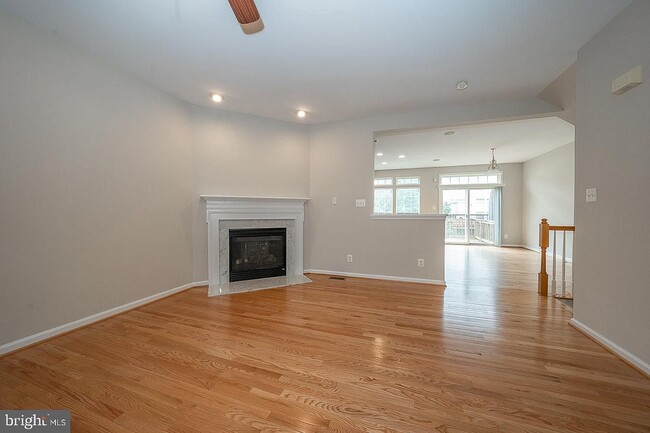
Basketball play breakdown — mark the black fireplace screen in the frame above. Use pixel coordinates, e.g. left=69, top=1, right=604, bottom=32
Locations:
left=229, top=228, right=287, bottom=282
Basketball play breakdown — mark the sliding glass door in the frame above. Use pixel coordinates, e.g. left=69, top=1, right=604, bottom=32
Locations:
left=443, top=188, right=500, bottom=245
left=442, top=189, right=468, bottom=243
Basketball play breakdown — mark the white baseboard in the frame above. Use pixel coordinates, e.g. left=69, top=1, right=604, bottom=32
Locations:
left=569, top=318, right=650, bottom=377
left=502, top=244, right=526, bottom=248
left=0, top=280, right=208, bottom=356
left=305, top=269, right=445, bottom=286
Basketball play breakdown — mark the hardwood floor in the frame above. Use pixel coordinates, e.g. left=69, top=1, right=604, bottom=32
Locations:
left=446, top=245, right=573, bottom=295
left=446, top=244, right=541, bottom=290
left=1, top=257, right=648, bottom=432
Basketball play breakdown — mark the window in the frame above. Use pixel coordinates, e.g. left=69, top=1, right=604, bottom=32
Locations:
left=396, top=177, right=420, bottom=186
left=440, top=173, right=501, bottom=185
left=374, top=188, right=393, bottom=214
left=373, top=176, right=420, bottom=214
left=373, top=177, right=393, bottom=214
left=374, top=178, right=393, bottom=187
left=396, top=188, right=420, bottom=214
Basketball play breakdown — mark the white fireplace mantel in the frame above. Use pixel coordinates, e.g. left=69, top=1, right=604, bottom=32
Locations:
left=201, top=196, right=310, bottom=296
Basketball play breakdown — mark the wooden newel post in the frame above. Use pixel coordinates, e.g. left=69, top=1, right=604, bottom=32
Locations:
left=538, top=218, right=549, bottom=296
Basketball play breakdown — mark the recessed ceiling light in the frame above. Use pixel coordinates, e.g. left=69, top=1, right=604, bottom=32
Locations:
left=433, top=158, right=441, bottom=161
left=210, top=93, right=223, bottom=103
left=444, top=130, right=456, bottom=136
left=398, top=154, right=406, bottom=159
left=296, top=110, right=307, bottom=118
left=381, top=162, right=388, bottom=165
left=455, top=80, right=469, bottom=91
left=376, top=152, right=384, bottom=157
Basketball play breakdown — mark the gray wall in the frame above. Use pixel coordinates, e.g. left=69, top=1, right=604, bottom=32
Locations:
left=306, top=98, right=558, bottom=280
left=375, top=163, right=523, bottom=245
left=0, top=12, right=194, bottom=345
left=574, top=0, right=650, bottom=363
left=0, top=9, right=569, bottom=348
left=0, top=11, right=313, bottom=347
left=522, top=143, right=575, bottom=254
left=191, top=106, right=310, bottom=281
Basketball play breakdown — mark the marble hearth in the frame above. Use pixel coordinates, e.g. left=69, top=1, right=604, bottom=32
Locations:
left=201, top=196, right=311, bottom=296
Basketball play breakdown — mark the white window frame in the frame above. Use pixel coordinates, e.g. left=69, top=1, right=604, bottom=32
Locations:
left=374, top=177, right=394, bottom=187
left=373, top=177, right=394, bottom=214
left=438, top=172, right=504, bottom=241
left=395, top=176, right=420, bottom=214
left=395, top=176, right=421, bottom=186
left=439, top=172, right=503, bottom=188
left=373, top=176, right=421, bottom=215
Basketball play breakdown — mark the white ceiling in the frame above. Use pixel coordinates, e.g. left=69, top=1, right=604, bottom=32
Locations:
left=0, top=0, right=631, bottom=124
left=374, top=116, right=575, bottom=170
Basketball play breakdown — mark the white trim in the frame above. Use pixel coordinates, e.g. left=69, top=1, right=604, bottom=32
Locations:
left=201, top=196, right=309, bottom=295
left=569, top=318, right=650, bottom=377
left=395, top=176, right=421, bottom=186
left=439, top=171, right=502, bottom=177
left=373, top=177, right=394, bottom=187
left=438, top=172, right=503, bottom=188
left=305, top=269, right=446, bottom=286
left=502, top=244, right=526, bottom=248
left=371, top=213, right=447, bottom=220
left=373, top=175, right=422, bottom=214
left=438, top=184, right=505, bottom=190
left=0, top=281, right=208, bottom=356
left=200, top=195, right=310, bottom=202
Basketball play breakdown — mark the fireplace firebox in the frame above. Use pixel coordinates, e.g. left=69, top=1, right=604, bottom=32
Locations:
left=229, top=228, right=287, bottom=282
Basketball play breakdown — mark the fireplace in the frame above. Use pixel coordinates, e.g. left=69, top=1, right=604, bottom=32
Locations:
left=202, top=195, right=310, bottom=296
left=229, top=228, right=287, bottom=282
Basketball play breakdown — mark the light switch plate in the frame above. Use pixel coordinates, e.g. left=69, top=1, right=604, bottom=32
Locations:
left=331, top=196, right=337, bottom=205
left=586, top=187, right=598, bottom=203
left=355, top=199, right=366, bottom=207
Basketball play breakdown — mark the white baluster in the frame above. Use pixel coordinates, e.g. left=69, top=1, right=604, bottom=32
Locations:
left=552, top=230, right=557, bottom=296
left=561, top=231, right=567, bottom=298
left=571, top=232, right=575, bottom=298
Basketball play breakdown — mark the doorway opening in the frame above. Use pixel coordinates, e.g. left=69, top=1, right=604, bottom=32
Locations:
left=442, top=182, right=501, bottom=245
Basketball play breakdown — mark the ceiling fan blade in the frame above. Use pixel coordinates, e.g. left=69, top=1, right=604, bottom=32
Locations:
left=228, top=0, right=264, bottom=35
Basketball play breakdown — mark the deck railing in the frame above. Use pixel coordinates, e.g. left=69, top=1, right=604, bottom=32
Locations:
left=538, top=218, right=575, bottom=298
left=445, top=214, right=495, bottom=244
left=473, top=219, right=495, bottom=244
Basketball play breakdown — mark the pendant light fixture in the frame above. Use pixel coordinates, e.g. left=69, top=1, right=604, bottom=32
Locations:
left=487, top=147, right=500, bottom=172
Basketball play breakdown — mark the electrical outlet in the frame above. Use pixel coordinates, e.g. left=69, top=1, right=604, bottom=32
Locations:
left=586, top=188, right=598, bottom=203
left=347, top=254, right=353, bottom=263
left=332, top=196, right=337, bottom=205
left=504, top=234, right=509, bottom=240
left=355, top=199, right=366, bottom=207
left=417, top=258, right=424, bottom=267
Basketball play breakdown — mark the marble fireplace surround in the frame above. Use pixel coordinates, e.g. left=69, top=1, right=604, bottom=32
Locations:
left=201, top=196, right=311, bottom=296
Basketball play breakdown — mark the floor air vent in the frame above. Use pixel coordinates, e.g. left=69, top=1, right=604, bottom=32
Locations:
left=329, top=276, right=346, bottom=281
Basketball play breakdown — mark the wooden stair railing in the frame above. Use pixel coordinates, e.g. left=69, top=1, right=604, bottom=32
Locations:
left=538, top=218, right=575, bottom=298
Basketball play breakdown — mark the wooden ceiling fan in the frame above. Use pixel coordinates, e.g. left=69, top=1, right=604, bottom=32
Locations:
left=228, top=0, right=264, bottom=35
